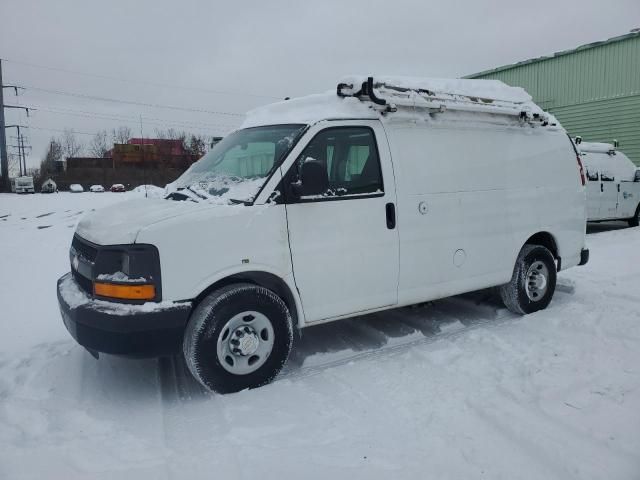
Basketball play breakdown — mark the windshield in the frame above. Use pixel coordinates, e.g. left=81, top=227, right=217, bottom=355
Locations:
left=173, top=124, right=306, bottom=203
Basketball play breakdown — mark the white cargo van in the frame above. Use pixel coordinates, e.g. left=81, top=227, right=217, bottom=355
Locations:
left=13, top=175, right=35, bottom=194
left=577, top=140, right=640, bottom=226
left=57, top=76, right=588, bottom=393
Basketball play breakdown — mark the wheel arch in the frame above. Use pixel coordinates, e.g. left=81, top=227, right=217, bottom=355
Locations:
left=193, top=270, right=303, bottom=329
left=524, top=231, right=559, bottom=268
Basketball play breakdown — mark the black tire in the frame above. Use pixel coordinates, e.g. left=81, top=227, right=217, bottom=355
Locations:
left=183, top=283, right=293, bottom=394
left=499, top=245, right=557, bottom=315
left=628, top=204, right=640, bottom=227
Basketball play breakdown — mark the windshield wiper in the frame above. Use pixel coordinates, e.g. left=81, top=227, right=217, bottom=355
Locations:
left=186, top=185, right=208, bottom=200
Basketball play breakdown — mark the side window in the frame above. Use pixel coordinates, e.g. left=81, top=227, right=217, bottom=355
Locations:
left=600, top=170, right=615, bottom=182
left=586, top=168, right=599, bottom=182
left=293, top=127, right=383, bottom=197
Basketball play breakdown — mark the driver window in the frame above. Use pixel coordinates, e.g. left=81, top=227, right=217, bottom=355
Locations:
left=294, top=127, right=383, bottom=196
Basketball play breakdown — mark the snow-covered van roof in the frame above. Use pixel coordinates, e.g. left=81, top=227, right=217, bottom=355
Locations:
left=242, top=75, right=560, bottom=130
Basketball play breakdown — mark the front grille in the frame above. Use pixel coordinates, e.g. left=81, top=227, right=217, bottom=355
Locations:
left=72, top=235, right=98, bottom=262
left=73, top=269, right=94, bottom=296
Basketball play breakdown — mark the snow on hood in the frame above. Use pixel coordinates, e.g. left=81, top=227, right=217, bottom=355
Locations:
left=75, top=198, right=229, bottom=245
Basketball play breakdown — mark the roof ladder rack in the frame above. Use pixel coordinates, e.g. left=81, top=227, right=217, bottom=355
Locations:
left=337, top=76, right=556, bottom=127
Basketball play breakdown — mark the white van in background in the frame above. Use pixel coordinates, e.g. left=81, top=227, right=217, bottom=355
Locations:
left=57, top=76, right=588, bottom=393
left=577, top=139, right=640, bottom=226
left=12, top=176, right=35, bottom=194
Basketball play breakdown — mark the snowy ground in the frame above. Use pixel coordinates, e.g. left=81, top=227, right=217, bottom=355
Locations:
left=0, top=192, right=639, bottom=480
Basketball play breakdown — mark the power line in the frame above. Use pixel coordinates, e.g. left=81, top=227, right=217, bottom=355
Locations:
left=24, top=104, right=241, bottom=131
left=20, top=85, right=247, bottom=117
left=28, top=124, right=234, bottom=137
left=1, top=57, right=282, bottom=100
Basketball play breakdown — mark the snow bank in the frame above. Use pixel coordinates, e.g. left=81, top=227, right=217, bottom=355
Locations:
left=131, top=185, right=166, bottom=199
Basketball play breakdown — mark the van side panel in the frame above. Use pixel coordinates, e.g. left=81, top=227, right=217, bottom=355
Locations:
left=386, top=121, right=584, bottom=306
left=507, top=130, right=585, bottom=269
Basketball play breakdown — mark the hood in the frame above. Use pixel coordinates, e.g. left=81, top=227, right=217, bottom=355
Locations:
left=76, top=198, right=220, bottom=245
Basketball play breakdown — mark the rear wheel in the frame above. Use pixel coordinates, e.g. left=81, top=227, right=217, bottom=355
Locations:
left=628, top=204, right=640, bottom=227
left=183, top=284, right=293, bottom=394
left=499, top=245, right=557, bottom=315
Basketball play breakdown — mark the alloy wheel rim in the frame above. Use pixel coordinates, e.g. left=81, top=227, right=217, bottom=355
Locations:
left=216, top=311, right=275, bottom=375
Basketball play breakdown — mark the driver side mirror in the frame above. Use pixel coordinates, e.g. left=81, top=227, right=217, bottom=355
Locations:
left=291, top=158, right=328, bottom=197
left=635, top=170, right=640, bottom=182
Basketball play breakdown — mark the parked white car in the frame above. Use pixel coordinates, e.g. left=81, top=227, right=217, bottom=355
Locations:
left=69, top=184, right=84, bottom=193
left=578, top=140, right=640, bottom=226
left=89, top=185, right=105, bottom=193
left=41, top=178, right=57, bottom=193
left=57, top=76, right=588, bottom=393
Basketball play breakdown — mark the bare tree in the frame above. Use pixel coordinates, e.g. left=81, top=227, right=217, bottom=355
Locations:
left=40, top=139, right=63, bottom=175
left=186, top=134, right=207, bottom=157
left=61, top=129, right=84, bottom=159
left=154, top=128, right=186, bottom=141
left=111, top=126, right=132, bottom=144
left=89, top=130, right=110, bottom=157
left=8, top=153, right=20, bottom=177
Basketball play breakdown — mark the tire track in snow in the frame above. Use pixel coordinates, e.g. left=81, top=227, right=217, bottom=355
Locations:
left=282, top=299, right=516, bottom=383
left=281, top=284, right=579, bottom=384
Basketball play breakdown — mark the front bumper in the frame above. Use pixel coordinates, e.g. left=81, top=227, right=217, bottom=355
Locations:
left=57, top=272, right=192, bottom=357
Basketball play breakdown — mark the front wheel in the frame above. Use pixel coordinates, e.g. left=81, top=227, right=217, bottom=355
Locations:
left=499, top=245, right=557, bottom=315
left=183, top=284, right=293, bottom=394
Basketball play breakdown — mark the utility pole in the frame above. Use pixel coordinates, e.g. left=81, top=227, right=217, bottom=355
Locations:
left=6, top=125, right=28, bottom=177
left=1, top=59, right=29, bottom=190
left=20, top=134, right=27, bottom=176
left=0, top=59, right=8, bottom=191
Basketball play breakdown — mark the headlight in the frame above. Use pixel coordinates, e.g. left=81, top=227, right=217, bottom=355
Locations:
left=93, top=245, right=161, bottom=302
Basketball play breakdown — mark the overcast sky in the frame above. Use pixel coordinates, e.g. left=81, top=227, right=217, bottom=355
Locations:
left=1, top=0, right=639, bottom=170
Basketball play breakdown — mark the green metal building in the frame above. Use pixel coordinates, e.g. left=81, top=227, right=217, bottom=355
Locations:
left=466, top=30, right=640, bottom=165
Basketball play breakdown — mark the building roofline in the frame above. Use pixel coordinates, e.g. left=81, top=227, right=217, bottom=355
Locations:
left=465, top=30, right=640, bottom=79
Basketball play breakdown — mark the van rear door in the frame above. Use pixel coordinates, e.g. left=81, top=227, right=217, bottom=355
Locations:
left=284, top=121, right=399, bottom=323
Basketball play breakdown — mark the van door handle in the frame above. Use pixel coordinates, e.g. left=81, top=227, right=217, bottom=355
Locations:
left=385, top=203, right=396, bottom=229
left=601, top=183, right=603, bottom=192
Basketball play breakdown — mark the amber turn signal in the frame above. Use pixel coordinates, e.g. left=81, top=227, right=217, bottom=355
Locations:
left=93, top=282, right=156, bottom=300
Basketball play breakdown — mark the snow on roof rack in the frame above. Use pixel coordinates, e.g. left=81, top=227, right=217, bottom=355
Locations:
left=576, top=141, right=617, bottom=155
left=336, top=76, right=557, bottom=127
